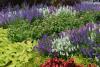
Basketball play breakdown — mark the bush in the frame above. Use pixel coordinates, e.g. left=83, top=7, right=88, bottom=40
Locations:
left=8, top=11, right=97, bottom=42
left=7, top=12, right=78, bottom=42
left=31, top=12, right=79, bottom=39
left=76, top=11, right=95, bottom=24
left=8, top=19, right=33, bottom=42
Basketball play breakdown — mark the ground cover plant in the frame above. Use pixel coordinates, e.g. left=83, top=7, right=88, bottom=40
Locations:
left=0, top=1, right=100, bottom=67
left=0, top=28, right=49, bottom=67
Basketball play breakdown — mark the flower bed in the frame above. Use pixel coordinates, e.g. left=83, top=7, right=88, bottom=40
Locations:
left=0, top=1, right=100, bottom=67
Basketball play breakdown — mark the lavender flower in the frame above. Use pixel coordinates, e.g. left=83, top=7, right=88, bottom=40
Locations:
left=34, top=35, right=53, bottom=55
left=74, top=2, right=100, bottom=11
left=96, top=54, right=100, bottom=59
left=80, top=48, right=87, bottom=56
left=0, top=5, right=43, bottom=25
left=87, top=48, right=95, bottom=58
left=81, top=48, right=95, bottom=58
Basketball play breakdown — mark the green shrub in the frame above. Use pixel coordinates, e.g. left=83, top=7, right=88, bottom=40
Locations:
left=8, top=11, right=97, bottom=41
left=8, top=19, right=33, bottom=42
left=76, top=11, right=95, bottom=24
left=94, top=11, right=100, bottom=23
left=31, top=11, right=96, bottom=39
left=31, top=12, right=77, bottom=39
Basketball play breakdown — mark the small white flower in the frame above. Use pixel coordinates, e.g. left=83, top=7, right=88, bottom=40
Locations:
left=61, top=52, right=65, bottom=56
left=68, top=48, right=71, bottom=52
left=95, top=57, right=99, bottom=62
left=73, top=47, right=76, bottom=50
left=13, top=11, right=16, bottom=15
left=71, top=47, right=74, bottom=51
left=89, top=27, right=91, bottom=31
left=66, top=52, right=69, bottom=56
left=77, top=45, right=79, bottom=48
left=92, top=24, right=97, bottom=31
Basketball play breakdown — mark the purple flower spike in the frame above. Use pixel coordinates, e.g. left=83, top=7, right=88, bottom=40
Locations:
left=96, top=54, right=100, bottom=59
left=74, top=2, right=100, bottom=11
left=34, top=35, right=53, bottom=55
left=42, top=34, right=48, bottom=39
left=80, top=48, right=87, bottom=56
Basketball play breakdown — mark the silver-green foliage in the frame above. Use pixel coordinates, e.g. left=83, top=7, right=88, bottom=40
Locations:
left=51, top=35, right=79, bottom=56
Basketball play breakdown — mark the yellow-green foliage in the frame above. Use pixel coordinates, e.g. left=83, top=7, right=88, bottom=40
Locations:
left=73, top=55, right=93, bottom=66
left=0, top=28, right=46, bottom=67
left=0, top=28, right=10, bottom=43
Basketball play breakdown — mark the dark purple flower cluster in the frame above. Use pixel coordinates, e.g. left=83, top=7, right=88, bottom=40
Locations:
left=80, top=46, right=100, bottom=59
left=74, top=2, right=100, bottom=11
left=80, top=48, right=95, bottom=58
left=34, top=35, right=53, bottom=55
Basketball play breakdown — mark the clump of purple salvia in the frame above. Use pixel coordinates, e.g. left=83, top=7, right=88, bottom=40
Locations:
left=59, top=23, right=99, bottom=46
left=80, top=48, right=95, bottom=58
left=74, top=2, right=100, bottom=11
left=34, top=35, right=53, bottom=55
left=0, top=5, right=44, bottom=25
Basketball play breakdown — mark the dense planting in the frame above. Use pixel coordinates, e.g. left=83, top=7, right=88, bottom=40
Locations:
left=0, top=1, right=100, bottom=67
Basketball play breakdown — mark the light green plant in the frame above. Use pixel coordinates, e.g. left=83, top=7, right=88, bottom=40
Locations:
left=0, top=39, right=38, bottom=67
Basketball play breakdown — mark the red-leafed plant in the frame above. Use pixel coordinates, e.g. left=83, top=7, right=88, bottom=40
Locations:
left=40, top=57, right=65, bottom=67
left=40, top=58, right=97, bottom=67
left=40, top=58, right=84, bottom=67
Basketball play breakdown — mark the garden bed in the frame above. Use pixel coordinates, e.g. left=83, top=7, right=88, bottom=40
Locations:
left=0, top=1, right=100, bottom=67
